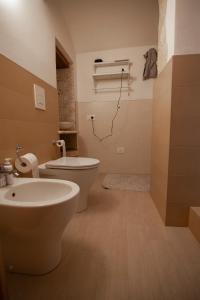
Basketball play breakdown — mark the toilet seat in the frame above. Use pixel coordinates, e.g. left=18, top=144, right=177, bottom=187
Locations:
left=46, top=157, right=100, bottom=170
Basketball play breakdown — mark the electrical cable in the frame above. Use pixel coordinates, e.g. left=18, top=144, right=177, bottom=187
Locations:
left=91, top=69, right=124, bottom=142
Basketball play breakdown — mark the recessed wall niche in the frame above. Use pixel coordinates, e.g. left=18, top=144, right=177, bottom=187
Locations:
left=56, top=65, right=76, bottom=130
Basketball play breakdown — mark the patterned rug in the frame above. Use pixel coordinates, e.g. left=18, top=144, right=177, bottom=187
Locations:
left=102, top=174, right=150, bottom=192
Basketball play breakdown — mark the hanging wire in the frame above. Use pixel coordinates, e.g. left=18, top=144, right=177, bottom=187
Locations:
left=91, top=69, right=124, bottom=142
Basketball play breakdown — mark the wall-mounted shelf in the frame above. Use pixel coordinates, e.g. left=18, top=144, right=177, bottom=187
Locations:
left=94, top=60, right=130, bottom=68
left=93, top=60, right=131, bottom=95
left=93, top=71, right=129, bottom=80
left=93, top=86, right=129, bottom=92
left=58, top=130, right=78, bottom=134
left=58, top=130, right=78, bottom=155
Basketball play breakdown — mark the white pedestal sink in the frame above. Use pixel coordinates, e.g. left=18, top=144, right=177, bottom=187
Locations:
left=0, top=178, right=79, bottom=275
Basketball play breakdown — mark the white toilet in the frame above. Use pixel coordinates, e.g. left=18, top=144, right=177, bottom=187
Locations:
left=39, top=157, right=100, bottom=212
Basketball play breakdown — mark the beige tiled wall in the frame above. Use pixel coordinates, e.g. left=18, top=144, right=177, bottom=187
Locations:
left=189, top=207, right=200, bottom=243
left=0, top=54, right=59, bottom=164
left=151, top=54, right=200, bottom=226
left=78, top=99, right=152, bottom=174
left=167, top=54, right=200, bottom=226
left=150, top=59, right=172, bottom=222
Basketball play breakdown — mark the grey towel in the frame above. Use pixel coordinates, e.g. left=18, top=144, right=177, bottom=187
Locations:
left=143, top=48, right=158, bottom=80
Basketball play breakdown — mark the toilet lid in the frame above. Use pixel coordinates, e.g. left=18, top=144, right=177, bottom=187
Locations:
left=46, top=157, right=100, bottom=170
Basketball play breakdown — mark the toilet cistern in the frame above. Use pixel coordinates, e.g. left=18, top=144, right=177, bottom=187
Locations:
left=53, top=139, right=66, bottom=157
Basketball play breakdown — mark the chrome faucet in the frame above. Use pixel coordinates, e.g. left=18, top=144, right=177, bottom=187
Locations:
left=0, top=165, right=19, bottom=176
left=0, top=163, right=19, bottom=188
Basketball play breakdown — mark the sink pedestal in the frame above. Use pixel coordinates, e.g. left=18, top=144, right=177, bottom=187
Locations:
left=0, top=178, right=79, bottom=275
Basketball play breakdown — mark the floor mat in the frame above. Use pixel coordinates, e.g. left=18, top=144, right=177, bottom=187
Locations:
left=102, top=174, right=150, bottom=192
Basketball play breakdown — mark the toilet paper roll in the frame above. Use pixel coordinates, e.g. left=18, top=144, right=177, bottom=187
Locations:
left=56, top=140, right=65, bottom=148
left=15, top=153, right=39, bottom=178
left=55, top=140, right=66, bottom=157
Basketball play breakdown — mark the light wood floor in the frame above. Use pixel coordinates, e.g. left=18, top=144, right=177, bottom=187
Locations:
left=6, top=175, right=200, bottom=300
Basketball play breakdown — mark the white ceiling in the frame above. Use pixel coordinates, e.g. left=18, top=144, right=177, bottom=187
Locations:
left=58, top=0, right=159, bottom=53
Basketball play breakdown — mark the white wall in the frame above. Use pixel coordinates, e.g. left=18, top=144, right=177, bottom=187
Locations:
left=157, top=0, right=176, bottom=73
left=77, top=45, right=155, bottom=174
left=175, top=0, right=200, bottom=55
left=60, top=0, right=159, bottom=53
left=46, top=0, right=75, bottom=63
left=0, top=0, right=75, bottom=87
left=76, top=46, right=155, bottom=103
left=165, top=0, right=175, bottom=61
left=157, top=0, right=200, bottom=73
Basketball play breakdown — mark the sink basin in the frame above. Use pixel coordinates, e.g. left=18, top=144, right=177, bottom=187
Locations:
left=0, top=178, right=80, bottom=275
left=1, top=178, right=78, bottom=207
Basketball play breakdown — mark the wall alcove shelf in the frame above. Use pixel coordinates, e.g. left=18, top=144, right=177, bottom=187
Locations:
left=58, top=130, right=78, bottom=156
left=58, top=130, right=78, bottom=134
left=94, top=60, right=130, bottom=67
left=93, top=72, right=129, bottom=80
left=93, top=60, right=131, bottom=94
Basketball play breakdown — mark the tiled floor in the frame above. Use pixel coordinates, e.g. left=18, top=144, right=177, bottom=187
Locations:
left=6, top=176, right=200, bottom=300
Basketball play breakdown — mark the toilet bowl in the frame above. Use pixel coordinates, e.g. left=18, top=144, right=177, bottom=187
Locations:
left=39, top=157, right=100, bottom=212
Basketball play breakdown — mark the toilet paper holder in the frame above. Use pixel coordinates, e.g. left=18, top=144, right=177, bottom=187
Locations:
left=16, top=144, right=27, bottom=167
left=52, top=140, right=66, bottom=157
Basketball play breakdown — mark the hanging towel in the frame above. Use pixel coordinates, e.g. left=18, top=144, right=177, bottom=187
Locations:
left=143, top=48, right=158, bottom=80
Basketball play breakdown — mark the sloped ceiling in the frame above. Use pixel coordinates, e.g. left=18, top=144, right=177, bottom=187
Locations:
left=58, top=0, right=159, bottom=53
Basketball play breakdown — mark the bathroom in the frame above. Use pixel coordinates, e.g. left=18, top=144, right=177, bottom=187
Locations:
left=0, top=0, right=200, bottom=299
